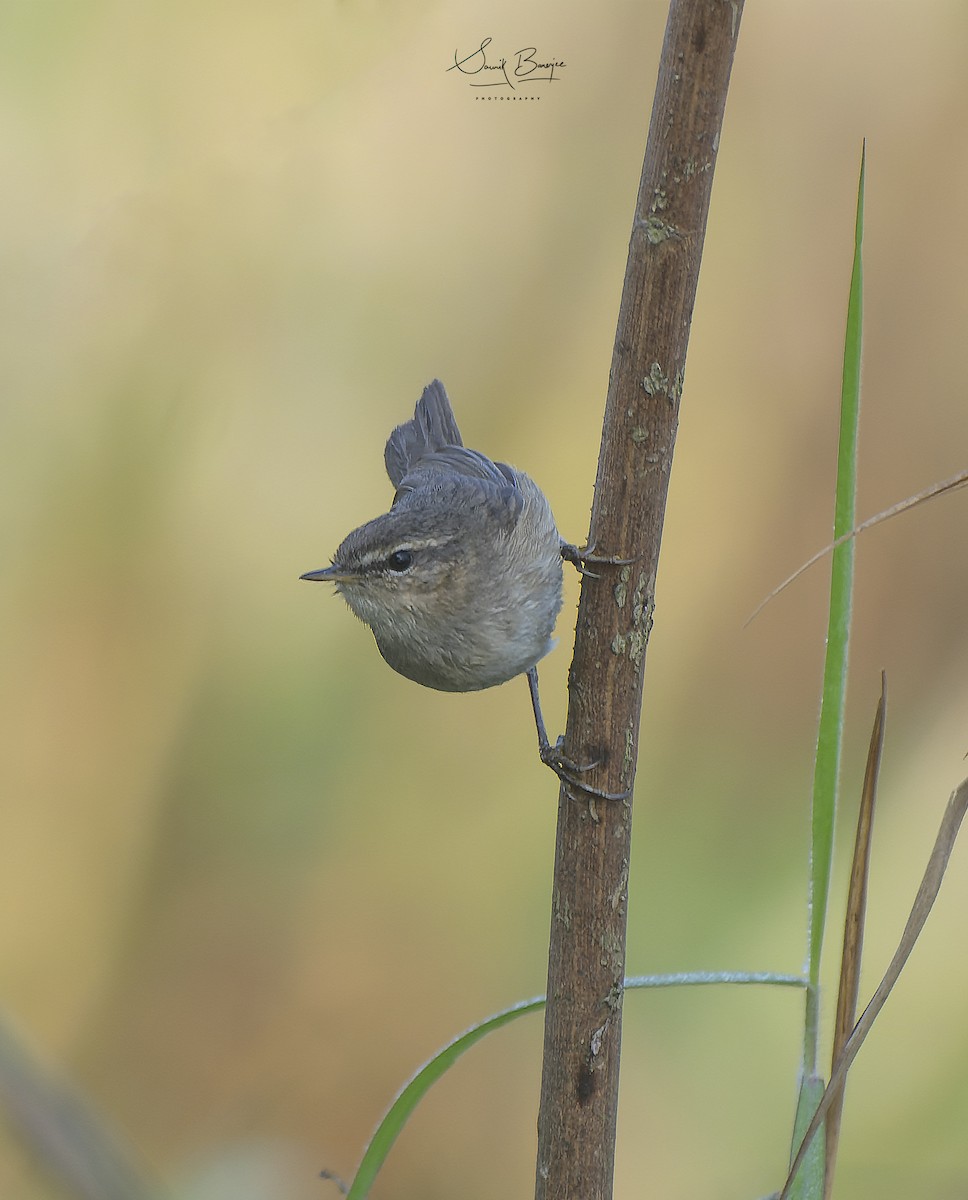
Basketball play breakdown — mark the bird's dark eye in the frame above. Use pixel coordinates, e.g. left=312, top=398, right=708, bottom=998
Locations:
left=386, top=549, right=413, bottom=572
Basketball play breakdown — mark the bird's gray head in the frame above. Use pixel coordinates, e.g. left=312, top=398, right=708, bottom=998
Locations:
left=300, top=500, right=477, bottom=644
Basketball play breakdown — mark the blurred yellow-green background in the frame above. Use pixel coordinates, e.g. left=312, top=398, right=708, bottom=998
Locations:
left=3, top=1, right=968, bottom=1197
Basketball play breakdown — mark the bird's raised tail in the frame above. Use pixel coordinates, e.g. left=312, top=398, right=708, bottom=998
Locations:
left=384, top=380, right=464, bottom=487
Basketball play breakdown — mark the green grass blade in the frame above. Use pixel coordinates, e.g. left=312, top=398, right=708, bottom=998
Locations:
left=803, top=143, right=865, bottom=1072
left=343, top=996, right=544, bottom=1200
left=623, top=971, right=806, bottom=989
left=341, top=972, right=808, bottom=1198
left=784, top=1074, right=827, bottom=1200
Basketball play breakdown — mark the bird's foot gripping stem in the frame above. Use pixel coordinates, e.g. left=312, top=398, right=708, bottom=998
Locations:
left=526, top=668, right=631, bottom=802
left=559, top=541, right=637, bottom=579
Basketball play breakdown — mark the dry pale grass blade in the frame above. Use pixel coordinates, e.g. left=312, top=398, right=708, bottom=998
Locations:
left=0, top=1014, right=158, bottom=1200
left=779, top=775, right=968, bottom=1200
left=823, top=674, right=887, bottom=1199
left=746, top=470, right=968, bottom=627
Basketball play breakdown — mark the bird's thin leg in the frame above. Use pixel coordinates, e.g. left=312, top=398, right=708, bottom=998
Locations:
left=527, top=665, right=553, bottom=753
left=525, top=667, right=631, bottom=802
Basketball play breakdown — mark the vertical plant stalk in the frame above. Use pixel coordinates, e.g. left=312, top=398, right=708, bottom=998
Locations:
left=533, top=3, right=745, bottom=1197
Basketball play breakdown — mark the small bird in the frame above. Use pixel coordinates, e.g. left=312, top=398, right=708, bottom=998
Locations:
left=301, top=380, right=575, bottom=777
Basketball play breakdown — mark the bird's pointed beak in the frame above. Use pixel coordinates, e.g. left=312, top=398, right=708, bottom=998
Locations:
left=300, top=565, right=351, bottom=582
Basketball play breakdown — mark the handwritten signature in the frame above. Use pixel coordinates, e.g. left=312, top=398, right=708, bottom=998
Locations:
left=447, top=38, right=565, bottom=89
